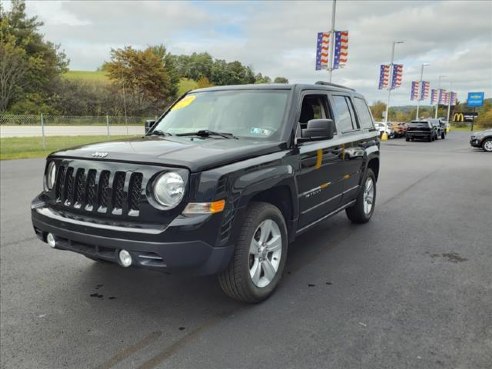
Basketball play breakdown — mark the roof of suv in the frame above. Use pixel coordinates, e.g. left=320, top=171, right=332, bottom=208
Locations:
left=191, top=82, right=359, bottom=95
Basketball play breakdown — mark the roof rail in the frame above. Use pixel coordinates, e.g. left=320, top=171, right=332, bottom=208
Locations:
left=315, top=81, right=355, bottom=91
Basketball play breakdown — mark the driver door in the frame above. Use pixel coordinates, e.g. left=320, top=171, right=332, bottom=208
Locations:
left=295, top=92, right=345, bottom=230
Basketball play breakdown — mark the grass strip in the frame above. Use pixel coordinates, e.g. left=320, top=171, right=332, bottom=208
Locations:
left=0, top=135, right=133, bottom=160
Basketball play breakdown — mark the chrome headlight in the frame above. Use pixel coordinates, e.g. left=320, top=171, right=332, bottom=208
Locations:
left=46, top=161, right=57, bottom=190
left=152, top=172, right=185, bottom=209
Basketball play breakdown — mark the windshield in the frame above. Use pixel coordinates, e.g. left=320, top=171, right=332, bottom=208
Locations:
left=152, top=90, right=290, bottom=140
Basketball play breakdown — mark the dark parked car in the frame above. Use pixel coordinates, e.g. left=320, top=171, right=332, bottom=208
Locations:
left=429, top=118, right=446, bottom=139
left=406, top=120, right=438, bottom=142
left=31, top=82, right=380, bottom=303
left=470, top=129, right=492, bottom=152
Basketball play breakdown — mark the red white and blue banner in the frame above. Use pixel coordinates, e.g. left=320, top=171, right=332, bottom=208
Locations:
left=449, top=92, right=457, bottom=106
left=438, top=89, right=448, bottom=104
left=420, top=81, right=430, bottom=101
left=391, top=64, right=403, bottom=89
left=316, top=32, right=330, bottom=70
left=333, top=31, right=348, bottom=69
left=411, top=81, right=420, bottom=100
left=430, top=89, right=439, bottom=105
left=378, top=65, right=390, bottom=89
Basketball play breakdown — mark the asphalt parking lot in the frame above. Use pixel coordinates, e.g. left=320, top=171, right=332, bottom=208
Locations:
left=1, top=131, right=491, bottom=369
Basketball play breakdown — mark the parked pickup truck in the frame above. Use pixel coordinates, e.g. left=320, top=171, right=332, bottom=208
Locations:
left=31, top=82, right=380, bottom=303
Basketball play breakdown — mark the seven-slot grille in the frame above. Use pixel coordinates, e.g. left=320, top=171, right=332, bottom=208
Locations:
left=54, top=164, right=143, bottom=216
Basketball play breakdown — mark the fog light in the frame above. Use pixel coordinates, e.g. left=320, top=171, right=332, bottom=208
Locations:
left=46, top=233, right=56, bottom=248
left=118, top=249, right=132, bottom=267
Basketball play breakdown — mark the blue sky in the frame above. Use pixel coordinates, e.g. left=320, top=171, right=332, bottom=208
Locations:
left=9, top=0, right=492, bottom=107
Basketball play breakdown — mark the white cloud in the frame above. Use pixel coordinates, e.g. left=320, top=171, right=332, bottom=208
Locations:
left=16, top=0, right=492, bottom=106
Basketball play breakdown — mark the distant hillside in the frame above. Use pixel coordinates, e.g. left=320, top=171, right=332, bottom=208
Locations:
left=64, top=70, right=109, bottom=83
left=63, top=70, right=197, bottom=95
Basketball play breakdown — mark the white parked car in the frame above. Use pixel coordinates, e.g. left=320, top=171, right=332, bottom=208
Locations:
left=375, top=122, right=392, bottom=138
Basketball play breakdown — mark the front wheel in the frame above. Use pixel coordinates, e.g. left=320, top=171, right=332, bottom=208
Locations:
left=346, top=169, right=376, bottom=224
left=218, top=202, right=288, bottom=303
left=441, top=132, right=445, bottom=139
left=483, top=138, right=492, bottom=152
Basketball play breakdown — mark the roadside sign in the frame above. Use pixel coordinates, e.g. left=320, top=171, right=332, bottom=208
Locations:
left=453, top=112, right=479, bottom=122
left=467, top=92, right=484, bottom=107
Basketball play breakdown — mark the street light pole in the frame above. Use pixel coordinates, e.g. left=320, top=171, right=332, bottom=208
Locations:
left=328, top=0, right=336, bottom=82
left=415, top=63, right=430, bottom=120
left=384, top=41, right=404, bottom=123
left=446, top=81, right=452, bottom=123
left=435, top=75, right=446, bottom=119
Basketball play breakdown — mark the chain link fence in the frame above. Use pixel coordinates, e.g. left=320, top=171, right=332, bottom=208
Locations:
left=0, top=115, right=158, bottom=157
left=0, top=114, right=154, bottom=126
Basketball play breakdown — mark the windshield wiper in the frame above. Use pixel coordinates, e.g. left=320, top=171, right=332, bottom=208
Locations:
left=176, top=130, right=237, bottom=139
left=148, top=129, right=172, bottom=137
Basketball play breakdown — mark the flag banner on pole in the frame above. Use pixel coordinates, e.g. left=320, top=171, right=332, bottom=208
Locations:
left=316, top=32, right=330, bottom=70
left=378, top=65, right=390, bottom=89
left=450, top=92, right=457, bottom=106
left=333, top=31, right=348, bottom=69
left=430, top=89, right=439, bottom=105
left=411, top=81, right=420, bottom=100
left=419, top=81, right=430, bottom=101
left=390, top=64, right=403, bottom=89
left=438, top=89, right=447, bottom=104
left=443, top=92, right=449, bottom=105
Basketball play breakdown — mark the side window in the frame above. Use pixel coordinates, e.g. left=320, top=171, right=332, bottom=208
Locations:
left=353, top=97, right=374, bottom=129
left=332, top=95, right=356, bottom=132
left=298, top=94, right=331, bottom=131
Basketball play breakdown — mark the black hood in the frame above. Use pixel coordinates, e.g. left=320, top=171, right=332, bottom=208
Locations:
left=50, top=136, right=285, bottom=172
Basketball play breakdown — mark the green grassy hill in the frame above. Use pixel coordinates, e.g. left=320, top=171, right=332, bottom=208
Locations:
left=64, top=71, right=198, bottom=95
left=64, top=70, right=109, bottom=83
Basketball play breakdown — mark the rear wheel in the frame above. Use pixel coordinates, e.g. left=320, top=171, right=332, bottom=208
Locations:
left=405, top=136, right=410, bottom=142
left=483, top=138, right=492, bottom=152
left=441, top=131, right=445, bottom=139
left=218, top=202, right=288, bottom=303
left=346, top=169, right=376, bottom=224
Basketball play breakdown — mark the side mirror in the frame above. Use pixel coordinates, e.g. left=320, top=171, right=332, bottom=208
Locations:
left=301, top=119, right=335, bottom=140
left=145, top=120, right=155, bottom=134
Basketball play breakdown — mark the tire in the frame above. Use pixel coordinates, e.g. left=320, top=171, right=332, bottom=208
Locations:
left=428, top=135, right=432, bottom=142
left=483, top=138, right=492, bottom=152
left=218, top=202, right=288, bottom=303
left=346, top=168, right=376, bottom=224
left=441, top=132, right=445, bottom=139
left=405, top=136, right=410, bottom=142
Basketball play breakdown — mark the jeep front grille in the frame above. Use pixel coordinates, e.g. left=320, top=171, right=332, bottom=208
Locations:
left=54, top=164, right=143, bottom=216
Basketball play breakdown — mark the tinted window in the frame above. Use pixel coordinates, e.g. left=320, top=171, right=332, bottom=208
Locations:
left=333, top=95, right=356, bottom=132
left=299, top=95, right=328, bottom=124
left=353, top=97, right=374, bottom=129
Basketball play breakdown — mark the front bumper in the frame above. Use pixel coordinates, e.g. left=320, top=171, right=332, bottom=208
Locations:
left=470, top=137, right=483, bottom=148
left=31, top=198, right=234, bottom=275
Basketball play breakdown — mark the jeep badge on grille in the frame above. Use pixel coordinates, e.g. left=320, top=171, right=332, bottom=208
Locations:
left=91, top=152, right=108, bottom=158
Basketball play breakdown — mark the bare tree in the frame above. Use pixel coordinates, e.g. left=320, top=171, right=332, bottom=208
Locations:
left=0, top=43, right=27, bottom=112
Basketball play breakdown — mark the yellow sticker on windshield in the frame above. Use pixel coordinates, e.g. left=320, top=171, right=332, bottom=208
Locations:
left=171, top=95, right=196, bottom=111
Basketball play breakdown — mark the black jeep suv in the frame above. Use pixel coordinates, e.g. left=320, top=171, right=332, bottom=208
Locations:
left=31, top=82, right=380, bottom=303
left=406, top=120, right=438, bottom=142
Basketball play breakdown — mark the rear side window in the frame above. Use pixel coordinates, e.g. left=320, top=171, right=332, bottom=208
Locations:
left=353, top=97, right=374, bottom=129
left=332, top=95, right=356, bottom=132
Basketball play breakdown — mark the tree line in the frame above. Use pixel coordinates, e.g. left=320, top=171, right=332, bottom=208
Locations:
left=0, top=0, right=288, bottom=117
left=370, top=100, right=492, bottom=128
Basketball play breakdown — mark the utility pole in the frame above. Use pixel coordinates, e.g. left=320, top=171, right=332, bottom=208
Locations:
left=415, top=63, right=430, bottom=120
left=384, top=41, right=404, bottom=123
left=446, top=81, right=452, bottom=123
left=328, top=0, right=336, bottom=82
left=435, top=75, right=446, bottom=119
